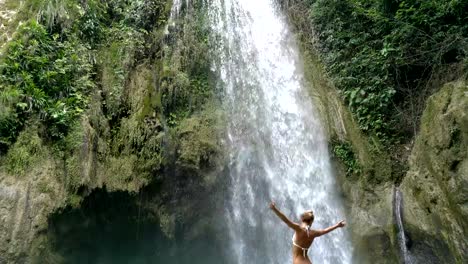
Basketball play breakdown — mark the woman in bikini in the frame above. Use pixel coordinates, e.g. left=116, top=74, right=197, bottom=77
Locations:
left=269, top=201, right=346, bottom=264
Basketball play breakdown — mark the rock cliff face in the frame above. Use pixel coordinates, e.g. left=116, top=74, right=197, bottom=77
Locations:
left=401, top=81, right=467, bottom=263
left=324, top=81, right=468, bottom=264
left=0, top=4, right=63, bottom=262
left=0, top=147, right=64, bottom=262
left=278, top=0, right=467, bottom=262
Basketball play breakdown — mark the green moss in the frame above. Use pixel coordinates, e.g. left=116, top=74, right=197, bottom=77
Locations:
left=37, top=179, right=55, bottom=194
left=4, top=128, right=45, bottom=176
left=103, top=155, right=149, bottom=192
left=127, top=64, right=157, bottom=120
left=108, top=97, right=165, bottom=188
left=172, top=104, right=224, bottom=178
left=98, top=29, right=143, bottom=116
left=59, top=119, right=97, bottom=190
left=67, top=194, right=84, bottom=209
left=401, top=80, right=468, bottom=262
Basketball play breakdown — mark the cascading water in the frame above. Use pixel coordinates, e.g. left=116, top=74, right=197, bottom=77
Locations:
left=207, top=0, right=353, bottom=263
left=394, top=187, right=412, bottom=264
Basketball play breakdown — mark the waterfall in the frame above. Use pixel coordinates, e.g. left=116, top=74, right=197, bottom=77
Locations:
left=165, top=0, right=187, bottom=34
left=207, top=0, right=353, bottom=263
left=394, top=187, right=412, bottom=264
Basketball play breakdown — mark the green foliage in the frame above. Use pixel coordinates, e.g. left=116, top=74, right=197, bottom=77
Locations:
left=332, top=141, right=362, bottom=177
left=281, top=0, right=468, bottom=142
left=0, top=20, right=93, bottom=146
left=0, top=87, right=23, bottom=154
left=77, top=0, right=169, bottom=46
left=76, top=0, right=107, bottom=45
left=0, top=0, right=220, bottom=195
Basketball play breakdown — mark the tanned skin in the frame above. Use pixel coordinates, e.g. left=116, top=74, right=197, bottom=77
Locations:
left=269, top=201, right=346, bottom=264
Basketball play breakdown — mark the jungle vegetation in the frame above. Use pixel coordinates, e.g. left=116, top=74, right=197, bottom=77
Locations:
left=0, top=0, right=222, bottom=192
left=279, top=0, right=468, bottom=142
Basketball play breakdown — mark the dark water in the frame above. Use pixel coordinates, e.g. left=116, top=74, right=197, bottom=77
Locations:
left=45, top=189, right=226, bottom=264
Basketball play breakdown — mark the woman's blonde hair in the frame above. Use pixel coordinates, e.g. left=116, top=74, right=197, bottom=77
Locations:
left=300, top=211, right=314, bottom=225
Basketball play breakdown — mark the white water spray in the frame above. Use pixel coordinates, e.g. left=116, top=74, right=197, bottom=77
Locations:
left=207, top=0, right=353, bottom=263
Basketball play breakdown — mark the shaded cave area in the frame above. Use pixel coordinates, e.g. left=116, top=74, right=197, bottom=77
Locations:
left=43, top=188, right=226, bottom=264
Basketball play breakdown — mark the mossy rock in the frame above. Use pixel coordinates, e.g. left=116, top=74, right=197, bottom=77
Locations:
left=401, top=81, right=468, bottom=263
left=172, top=105, right=225, bottom=182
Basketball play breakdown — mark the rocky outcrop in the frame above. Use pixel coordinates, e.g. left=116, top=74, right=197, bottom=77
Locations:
left=400, top=81, right=468, bottom=263
left=0, top=154, right=65, bottom=263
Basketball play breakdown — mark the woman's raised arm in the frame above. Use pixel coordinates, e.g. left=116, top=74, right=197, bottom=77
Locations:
left=269, top=202, right=301, bottom=231
left=312, top=220, right=346, bottom=237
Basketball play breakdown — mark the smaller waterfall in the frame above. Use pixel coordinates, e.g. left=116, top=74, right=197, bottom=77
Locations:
left=394, top=187, right=412, bottom=264
left=165, top=0, right=188, bottom=34
left=169, top=0, right=186, bottom=19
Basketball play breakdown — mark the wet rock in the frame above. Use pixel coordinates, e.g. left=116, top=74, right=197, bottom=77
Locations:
left=401, top=81, right=468, bottom=263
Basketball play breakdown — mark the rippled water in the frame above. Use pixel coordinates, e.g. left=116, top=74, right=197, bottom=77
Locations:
left=206, top=0, right=353, bottom=263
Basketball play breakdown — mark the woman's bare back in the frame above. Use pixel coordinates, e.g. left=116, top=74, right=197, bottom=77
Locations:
left=292, top=227, right=315, bottom=264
